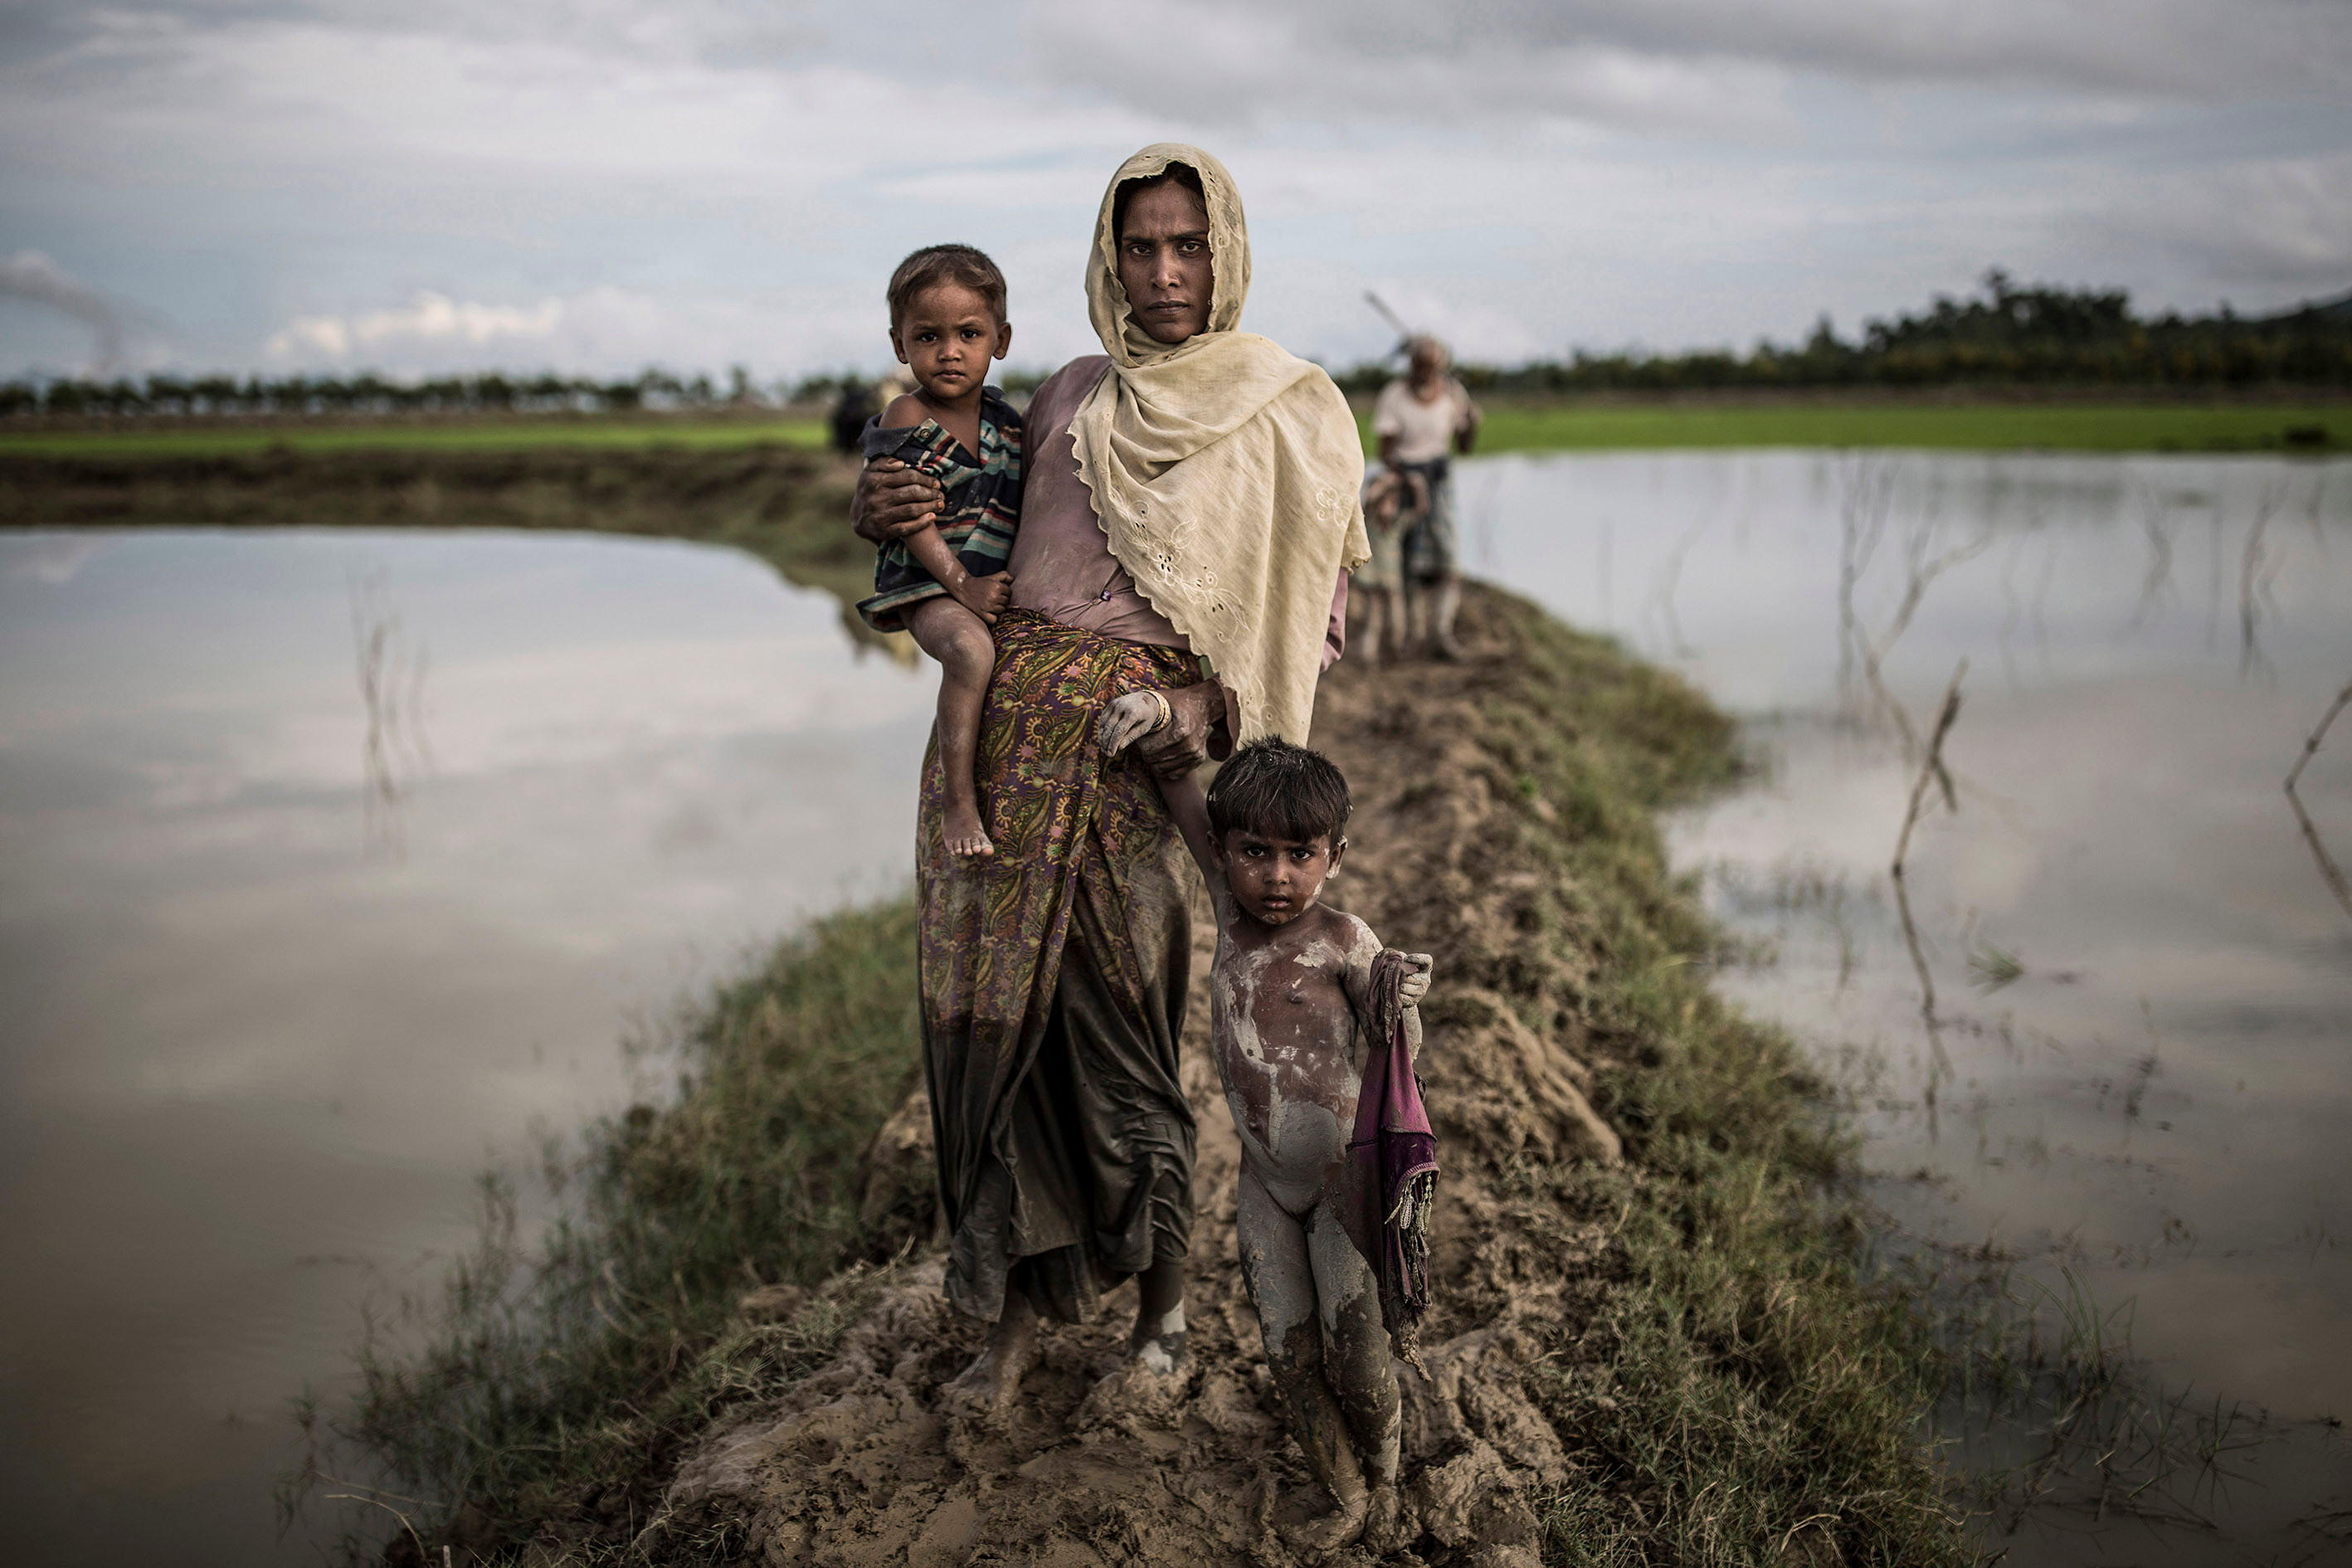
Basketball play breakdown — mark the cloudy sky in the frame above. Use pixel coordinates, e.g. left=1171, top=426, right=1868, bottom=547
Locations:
left=2, top=0, right=2347, bottom=382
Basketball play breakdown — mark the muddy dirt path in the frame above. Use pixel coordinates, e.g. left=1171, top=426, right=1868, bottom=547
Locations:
left=655, top=588, right=1629, bottom=1568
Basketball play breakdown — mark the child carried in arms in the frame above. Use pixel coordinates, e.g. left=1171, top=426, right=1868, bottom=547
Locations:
left=856, top=244, right=1024, bottom=858
left=1093, top=724, right=1438, bottom=1554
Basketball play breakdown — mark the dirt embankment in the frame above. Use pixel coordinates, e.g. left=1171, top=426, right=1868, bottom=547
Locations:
left=640, top=596, right=1639, bottom=1568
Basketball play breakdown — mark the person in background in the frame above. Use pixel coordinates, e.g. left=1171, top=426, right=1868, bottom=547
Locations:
left=1373, top=336, right=1480, bottom=660
left=1350, top=461, right=1424, bottom=668
left=830, top=376, right=877, bottom=454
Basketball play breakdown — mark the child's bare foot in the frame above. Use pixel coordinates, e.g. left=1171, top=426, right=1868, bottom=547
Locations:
left=1361, top=1483, right=1405, bottom=1556
left=1281, top=1476, right=1371, bottom=1557
left=947, top=571, right=1010, bottom=623
left=943, top=803, right=995, bottom=859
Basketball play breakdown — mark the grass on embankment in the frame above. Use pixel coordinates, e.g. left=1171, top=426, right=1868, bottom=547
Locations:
left=290, top=572, right=1967, bottom=1566
left=290, top=898, right=930, bottom=1564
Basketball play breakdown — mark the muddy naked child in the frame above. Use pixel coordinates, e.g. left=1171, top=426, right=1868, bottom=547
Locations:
left=857, top=245, right=1024, bottom=856
left=1093, top=726, right=1438, bottom=1553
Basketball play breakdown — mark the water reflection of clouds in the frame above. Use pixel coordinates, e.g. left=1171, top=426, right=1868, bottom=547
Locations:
left=1475, top=451, right=2352, bottom=717
left=0, top=528, right=933, bottom=1560
left=5, top=533, right=112, bottom=584
left=1488, top=453, right=2352, bottom=1473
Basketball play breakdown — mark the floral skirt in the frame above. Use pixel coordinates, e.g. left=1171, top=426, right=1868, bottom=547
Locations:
left=917, top=610, right=1205, bottom=1324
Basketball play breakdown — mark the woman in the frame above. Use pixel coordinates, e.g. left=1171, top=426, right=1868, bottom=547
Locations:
left=852, top=144, right=1368, bottom=1417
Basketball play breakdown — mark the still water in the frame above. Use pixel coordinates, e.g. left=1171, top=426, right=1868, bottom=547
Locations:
left=0, top=530, right=932, bottom=1565
left=1469, top=450, right=2352, bottom=1561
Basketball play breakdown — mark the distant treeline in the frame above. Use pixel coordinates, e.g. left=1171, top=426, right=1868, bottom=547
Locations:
left=6, top=271, right=2350, bottom=420
left=1329, top=272, right=2352, bottom=397
left=0, top=363, right=834, bottom=421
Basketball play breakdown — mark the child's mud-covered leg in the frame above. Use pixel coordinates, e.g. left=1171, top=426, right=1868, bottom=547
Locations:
left=907, top=596, right=1001, bottom=857
left=1308, top=1195, right=1405, bottom=1550
left=1132, top=1252, right=1186, bottom=1371
left=1237, top=1169, right=1370, bottom=1552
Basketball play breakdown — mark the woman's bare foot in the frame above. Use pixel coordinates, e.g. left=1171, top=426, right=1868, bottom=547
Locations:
left=937, top=1299, right=1039, bottom=1424
left=943, top=801, right=995, bottom=858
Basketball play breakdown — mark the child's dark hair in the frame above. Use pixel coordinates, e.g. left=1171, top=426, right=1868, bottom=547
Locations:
left=886, top=244, right=1008, bottom=333
left=1112, top=161, right=1206, bottom=240
left=1206, top=738, right=1351, bottom=846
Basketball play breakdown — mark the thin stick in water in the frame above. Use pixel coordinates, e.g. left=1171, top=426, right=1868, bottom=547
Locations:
left=2284, top=672, right=2352, bottom=924
left=1892, top=660, right=1969, bottom=879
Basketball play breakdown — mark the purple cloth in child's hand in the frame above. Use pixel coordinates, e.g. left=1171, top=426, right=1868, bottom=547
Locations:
left=1350, top=948, right=1438, bottom=1361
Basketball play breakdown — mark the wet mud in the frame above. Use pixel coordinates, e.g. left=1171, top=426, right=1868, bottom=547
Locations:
left=652, top=591, right=1628, bottom=1567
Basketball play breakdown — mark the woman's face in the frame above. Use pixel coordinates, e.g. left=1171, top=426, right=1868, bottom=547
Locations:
left=1117, top=179, right=1214, bottom=344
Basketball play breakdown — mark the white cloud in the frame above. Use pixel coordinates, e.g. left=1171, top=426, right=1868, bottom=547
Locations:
left=268, top=291, right=564, bottom=362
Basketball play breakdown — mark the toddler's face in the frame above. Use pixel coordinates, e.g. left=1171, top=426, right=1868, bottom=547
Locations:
left=892, top=281, right=1010, bottom=400
left=1216, top=828, right=1345, bottom=928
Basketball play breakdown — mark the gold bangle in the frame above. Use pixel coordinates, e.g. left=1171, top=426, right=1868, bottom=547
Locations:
left=1150, top=689, right=1173, bottom=733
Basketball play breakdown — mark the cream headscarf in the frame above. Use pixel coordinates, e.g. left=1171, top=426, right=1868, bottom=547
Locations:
left=1069, top=144, right=1370, bottom=744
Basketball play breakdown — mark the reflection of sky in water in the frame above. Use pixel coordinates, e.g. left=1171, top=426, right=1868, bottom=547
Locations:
left=1477, top=451, right=2352, bottom=1560
left=0, top=529, right=930, bottom=1566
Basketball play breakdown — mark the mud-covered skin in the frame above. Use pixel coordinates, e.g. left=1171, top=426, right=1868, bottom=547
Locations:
left=1204, top=860, right=1424, bottom=1552
left=1237, top=1167, right=1399, bottom=1551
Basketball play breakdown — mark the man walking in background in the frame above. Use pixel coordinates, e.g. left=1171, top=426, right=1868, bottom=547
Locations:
left=1375, top=336, right=1480, bottom=660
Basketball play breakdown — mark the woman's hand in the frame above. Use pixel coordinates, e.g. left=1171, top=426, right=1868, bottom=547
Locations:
left=1096, top=691, right=1165, bottom=756
left=1393, top=952, right=1434, bottom=1004
left=1137, top=681, right=1220, bottom=780
left=852, top=457, right=944, bottom=544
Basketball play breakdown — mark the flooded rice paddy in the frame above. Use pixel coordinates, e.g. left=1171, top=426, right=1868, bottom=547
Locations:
left=3, top=448, right=2348, bottom=1565
left=0, top=529, right=932, bottom=1564
left=1470, top=450, right=2352, bottom=1563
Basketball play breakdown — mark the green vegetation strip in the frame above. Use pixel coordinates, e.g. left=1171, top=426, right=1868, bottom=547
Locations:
left=0, top=417, right=829, bottom=457
left=1361, top=401, right=2345, bottom=455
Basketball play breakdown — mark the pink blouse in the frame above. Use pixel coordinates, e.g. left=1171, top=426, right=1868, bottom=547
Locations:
left=1009, top=357, right=1348, bottom=685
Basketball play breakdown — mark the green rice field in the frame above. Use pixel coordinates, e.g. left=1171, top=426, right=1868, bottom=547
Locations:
left=0, top=399, right=2340, bottom=459
left=1394, top=399, right=2345, bottom=455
